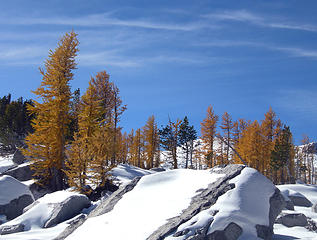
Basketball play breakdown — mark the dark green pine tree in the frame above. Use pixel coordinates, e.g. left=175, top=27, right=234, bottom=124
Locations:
left=179, top=116, right=197, bottom=168
left=270, top=125, right=293, bottom=184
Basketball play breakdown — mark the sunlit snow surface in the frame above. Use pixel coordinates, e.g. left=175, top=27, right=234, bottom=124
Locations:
left=0, top=154, right=15, bottom=174
left=67, top=169, right=224, bottom=240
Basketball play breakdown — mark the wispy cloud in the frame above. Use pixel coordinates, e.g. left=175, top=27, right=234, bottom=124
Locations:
left=197, top=40, right=317, bottom=59
left=0, top=13, right=211, bottom=31
left=271, top=47, right=317, bottom=58
left=204, top=10, right=317, bottom=32
left=0, top=46, right=47, bottom=65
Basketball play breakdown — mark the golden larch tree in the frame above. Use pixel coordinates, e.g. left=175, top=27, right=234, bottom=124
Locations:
left=64, top=80, right=101, bottom=193
left=143, top=115, right=160, bottom=169
left=23, top=31, right=79, bottom=191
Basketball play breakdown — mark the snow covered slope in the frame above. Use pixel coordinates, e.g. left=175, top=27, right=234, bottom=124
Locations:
left=66, top=165, right=282, bottom=240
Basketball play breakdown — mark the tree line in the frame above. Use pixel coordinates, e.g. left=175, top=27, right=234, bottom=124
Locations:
left=0, top=31, right=313, bottom=194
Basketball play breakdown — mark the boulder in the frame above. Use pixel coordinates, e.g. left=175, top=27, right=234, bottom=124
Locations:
left=1, top=163, right=35, bottom=182
left=12, top=150, right=26, bottom=165
left=0, top=223, right=24, bottom=235
left=29, top=182, right=52, bottom=200
left=276, top=213, right=308, bottom=227
left=44, top=194, right=91, bottom=228
left=288, top=194, right=312, bottom=207
left=0, top=175, right=34, bottom=220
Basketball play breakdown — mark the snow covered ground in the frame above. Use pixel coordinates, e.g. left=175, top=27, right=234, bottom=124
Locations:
left=0, top=154, right=15, bottom=174
left=1, top=162, right=317, bottom=239
left=67, top=169, right=225, bottom=240
left=109, top=163, right=154, bottom=185
left=274, top=184, right=317, bottom=239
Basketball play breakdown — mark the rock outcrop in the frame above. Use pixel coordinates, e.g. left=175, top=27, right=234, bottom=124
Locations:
left=0, top=175, right=34, bottom=220
left=1, top=163, right=34, bottom=182
left=276, top=213, right=308, bottom=227
left=148, top=165, right=285, bottom=240
left=44, top=194, right=91, bottom=228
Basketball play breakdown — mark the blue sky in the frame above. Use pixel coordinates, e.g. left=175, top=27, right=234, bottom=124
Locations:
left=0, top=0, right=316, bottom=143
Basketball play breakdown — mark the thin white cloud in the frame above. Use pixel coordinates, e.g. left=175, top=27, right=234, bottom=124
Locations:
left=271, top=47, right=317, bottom=58
left=0, top=13, right=211, bottom=31
left=0, top=46, right=47, bottom=65
left=197, top=40, right=317, bottom=59
left=204, top=10, right=317, bottom=32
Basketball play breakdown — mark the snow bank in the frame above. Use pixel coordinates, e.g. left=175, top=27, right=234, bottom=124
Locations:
left=110, top=163, right=154, bottom=185
left=67, top=169, right=224, bottom=240
left=0, top=175, right=33, bottom=205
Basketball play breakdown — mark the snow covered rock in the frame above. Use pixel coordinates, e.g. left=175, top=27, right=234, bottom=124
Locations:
left=43, top=194, right=91, bottom=228
left=279, top=189, right=312, bottom=207
left=0, top=190, right=90, bottom=238
left=66, top=165, right=285, bottom=240
left=276, top=213, right=308, bottom=227
left=0, top=175, right=34, bottom=220
left=1, top=163, right=34, bottom=181
left=0, top=223, right=25, bottom=235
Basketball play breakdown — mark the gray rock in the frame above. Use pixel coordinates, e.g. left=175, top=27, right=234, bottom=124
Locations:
left=1, top=164, right=35, bottom=181
left=311, top=203, right=317, bottom=213
left=150, top=167, right=166, bottom=172
left=289, top=194, right=312, bottom=207
left=255, top=188, right=285, bottom=240
left=206, top=222, right=243, bottom=240
left=0, top=223, right=24, bottom=235
left=12, top=150, right=26, bottom=165
left=89, top=176, right=142, bottom=217
left=276, top=213, right=308, bottom=227
left=44, top=195, right=91, bottom=228
left=53, top=214, right=87, bottom=240
left=0, top=194, right=34, bottom=220
left=285, top=200, right=295, bottom=211
left=54, top=177, right=141, bottom=239
left=29, top=182, right=52, bottom=200
left=268, top=188, right=287, bottom=229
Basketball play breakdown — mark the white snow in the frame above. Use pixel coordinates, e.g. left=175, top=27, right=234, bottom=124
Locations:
left=67, top=169, right=224, bottom=240
left=0, top=190, right=86, bottom=240
left=0, top=175, right=34, bottom=205
left=274, top=183, right=317, bottom=239
left=166, top=167, right=276, bottom=240
left=109, top=163, right=154, bottom=185
left=0, top=154, right=15, bottom=174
